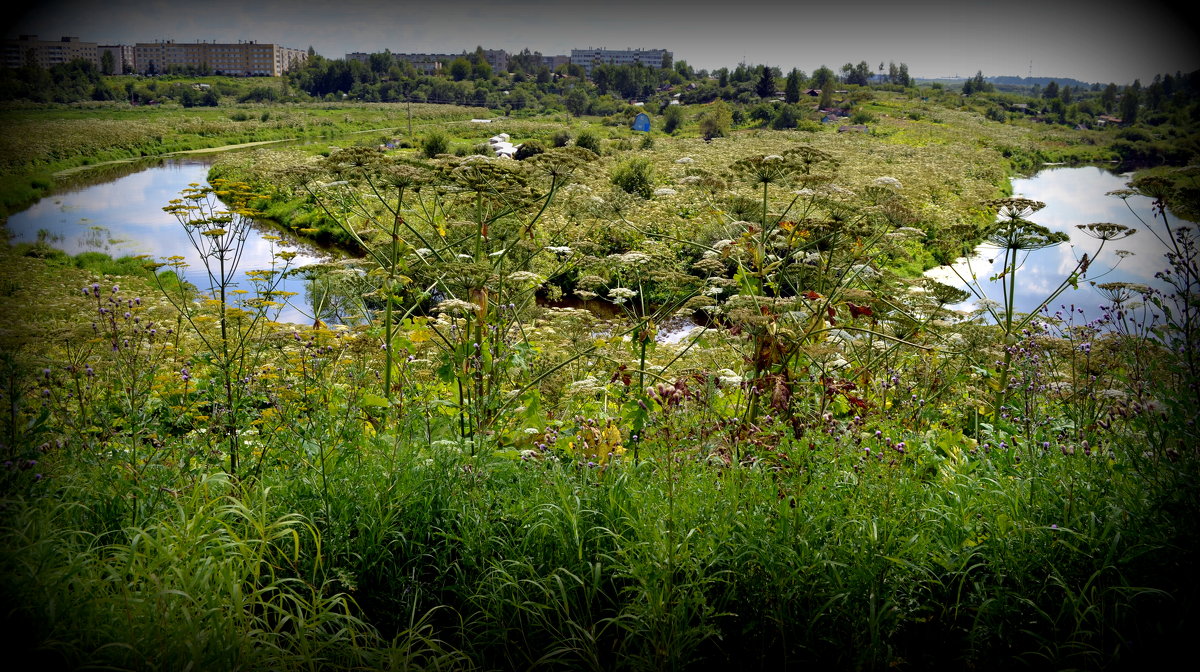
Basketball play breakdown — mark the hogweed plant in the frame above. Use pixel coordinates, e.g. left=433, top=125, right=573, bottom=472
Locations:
left=302, top=147, right=602, bottom=450
left=160, top=179, right=296, bottom=479
left=946, top=197, right=1133, bottom=421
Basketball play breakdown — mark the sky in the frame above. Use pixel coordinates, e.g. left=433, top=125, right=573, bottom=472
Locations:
left=3, top=0, right=1197, bottom=85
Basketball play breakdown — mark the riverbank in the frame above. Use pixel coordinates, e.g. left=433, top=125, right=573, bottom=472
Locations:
left=0, top=101, right=489, bottom=218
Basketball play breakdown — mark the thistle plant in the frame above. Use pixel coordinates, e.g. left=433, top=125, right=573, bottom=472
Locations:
left=1116, top=176, right=1200, bottom=409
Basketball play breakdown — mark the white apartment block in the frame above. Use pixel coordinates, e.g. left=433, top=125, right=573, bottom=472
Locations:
left=132, top=40, right=307, bottom=76
left=2, top=35, right=99, bottom=70
left=570, top=47, right=671, bottom=75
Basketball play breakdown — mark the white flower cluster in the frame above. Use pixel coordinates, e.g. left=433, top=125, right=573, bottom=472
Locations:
left=506, top=271, right=545, bottom=285
left=436, top=299, right=478, bottom=315
left=608, top=287, right=639, bottom=304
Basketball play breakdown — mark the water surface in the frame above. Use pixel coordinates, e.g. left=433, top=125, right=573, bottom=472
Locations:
left=925, top=165, right=1187, bottom=321
left=6, top=157, right=335, bottom=325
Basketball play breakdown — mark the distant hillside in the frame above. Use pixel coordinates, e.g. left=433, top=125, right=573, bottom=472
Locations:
left=988, top=75, right=1098, bottom=89
left=916, top=75, right=1099, bottom=89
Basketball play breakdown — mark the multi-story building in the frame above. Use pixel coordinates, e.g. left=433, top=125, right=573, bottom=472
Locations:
left=542, top=54, right=570, bottom=72
left=349, top=49, right=503, bottom=75
left=570, top=47, right=671, bottom=75
left=2, top=35, right=99, bottom=70
left=479, top=49, right=508, bottom=74
left=98, top=44, right=135, bottom=74
left=393, top=53, right=453, bottom=75
left=132, top=40, right=307, bottom=76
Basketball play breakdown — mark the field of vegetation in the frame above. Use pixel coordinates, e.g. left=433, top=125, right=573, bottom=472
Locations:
left=1, top=77, right=1198, bottom=671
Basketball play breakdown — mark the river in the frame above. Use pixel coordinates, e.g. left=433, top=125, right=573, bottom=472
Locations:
left=5, top=156, right=337, bottom=325
left=5, top=158, right=1183, bottom=331
left=924, top=164, right=1187, bottom=321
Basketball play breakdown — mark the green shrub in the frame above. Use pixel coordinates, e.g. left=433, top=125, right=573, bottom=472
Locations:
left=611, top=156, right=656, bottom=198
left=514, top=139, right=546, bottom=160
left=421, top=131, right=450, bottom=158
left=662, top=104, right=685, bottom=134
left=574, top=129, right=600, bottom=153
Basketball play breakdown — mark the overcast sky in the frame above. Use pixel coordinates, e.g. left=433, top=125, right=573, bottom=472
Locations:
left=4, top=0, right=1196, bottom=85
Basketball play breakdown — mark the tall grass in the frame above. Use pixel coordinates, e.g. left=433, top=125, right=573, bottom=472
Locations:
left=1, top=116, right=1196, bottom=670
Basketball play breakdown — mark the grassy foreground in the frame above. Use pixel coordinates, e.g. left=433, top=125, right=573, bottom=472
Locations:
left=1, top=99, right=1198, bottom=671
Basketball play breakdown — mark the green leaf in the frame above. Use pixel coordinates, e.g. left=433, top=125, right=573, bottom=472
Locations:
left=360, top=392, right=390, bottom=408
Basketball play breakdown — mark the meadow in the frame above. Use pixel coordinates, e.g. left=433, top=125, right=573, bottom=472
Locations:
left=1, top=95, right=1197, bottom=671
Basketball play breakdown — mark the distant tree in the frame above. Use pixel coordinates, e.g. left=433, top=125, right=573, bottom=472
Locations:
left=898, top=63, right=911, bottom=87
left=1043, top=80, right=1059, bottom=99
left=1120, top=82, right=1139, bottom=123
left=100, top=49, right=114, bottom=76
left=841, top=61, right=871, bottom=86
left=448, top=58, right=470, bottom=81
left=811, top=65, right=835, bottom=90
left=507, top=48, right=543, bottom=75
left=565, top=86, right=590, bottom=116
left=784, top=68, right=801, bottom=103
left=818, top=87, right=833, bottom=109
left=771, top=103, right=798, bottom=129
left=368, top=51, right=393, bottom=75
left=756, top=65, right=776, bottom=98
left=1060, top=85, right=1072, bottom=104
left=963, top=70, right=992, bottom=95
left=1101, top=82, right=1119, bottom=112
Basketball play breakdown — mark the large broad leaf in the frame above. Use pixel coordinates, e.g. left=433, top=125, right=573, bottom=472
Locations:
left=359, top=392, right=390, bottom=408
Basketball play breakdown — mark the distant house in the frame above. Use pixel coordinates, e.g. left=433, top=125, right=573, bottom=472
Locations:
left=804, top=88, right=821, bottom=97
left=1096, top=115, right=1123, bottom=126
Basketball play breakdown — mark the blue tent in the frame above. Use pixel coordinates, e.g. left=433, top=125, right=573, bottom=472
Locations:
left=632, top=112, right=651, bottom=132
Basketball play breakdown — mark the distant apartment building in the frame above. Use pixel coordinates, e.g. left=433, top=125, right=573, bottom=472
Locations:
left=570, top=47, right=671, bottom=75
left=98, top=44, right=135, bottom=73
left=479, top=49, right=508, bottom=73
left=393, top=53, right=453, bottom=75
left=132, top=40, right=307, bottom=76
left=2, top=35, right=99, bottom=70
left=542, top=54, right=570, bottom=72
